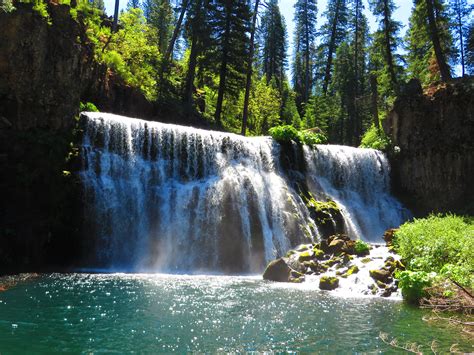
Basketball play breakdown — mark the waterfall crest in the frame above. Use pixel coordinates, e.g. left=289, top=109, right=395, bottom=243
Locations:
left=80, top=112, right=408, bottom=272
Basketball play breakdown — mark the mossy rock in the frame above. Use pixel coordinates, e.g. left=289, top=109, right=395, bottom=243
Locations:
left=298, top=250, right=314, bottom=262
left=313, top=247, right=325, bottom=260
left=369, top=269, right=392, bottom=284
left=361, top=257, right=372, bottom=264
left=341, top=265, right=359, bottom=278
left=376, top=280, right=388, bottom=289
left=319, top=276, right=339, bottom=290
left=294, top=244, right=311, bottom=252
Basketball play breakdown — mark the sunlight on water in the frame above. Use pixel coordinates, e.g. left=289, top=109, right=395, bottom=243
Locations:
left=0, top=274, right=471, bottom=353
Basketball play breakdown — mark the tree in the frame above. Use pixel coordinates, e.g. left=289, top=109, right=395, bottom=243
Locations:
left=319, top=0, right=349, bottom=94
left=241, top=0, right=261, bottom=136
left=449, top=0, right=471, bottom=76
left=127, top=0, right=140, bottom=9
left=143, top=0, right=174, bottom=54
left=466, top=21, right=474, bottom=75
left=292, top=0, right=318, bottom=110
left=258, top=0, right=287, bottom=87
left=425, top=0, right=451, bottom=81
left=113, top=0, right=120, bottom=32
left=405, top=0, right=454, bottom=84
left=213, top=0, right=251, bottom=125
left=369, top=0, right=403, bottom=94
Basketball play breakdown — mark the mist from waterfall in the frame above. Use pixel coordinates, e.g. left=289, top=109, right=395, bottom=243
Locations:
left=80, top=112, right=408, bottom=272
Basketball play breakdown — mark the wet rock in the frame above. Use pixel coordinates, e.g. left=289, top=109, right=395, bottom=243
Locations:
left=383, top=229, right=397, bottom=247
left=369, top=269, right=392, bottom=284
left=319, top=276, right=339, bottom=290
left=263, top=258, right=292, bottom=282
left=341, top=265, right=359, bottom=278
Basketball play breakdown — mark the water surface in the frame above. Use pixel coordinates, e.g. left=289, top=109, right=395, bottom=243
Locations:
left=0, top=274, right=470, bottom=353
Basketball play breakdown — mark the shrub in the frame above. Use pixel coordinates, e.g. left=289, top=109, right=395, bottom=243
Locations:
left=359, top=125, right=391, bottom=151
left=1, top=0, right=15, bottom=12
left=396, top=270, right=435, bottom=304
left=297, top=130, right=327, bottom=145
left=269, top=125, right=299, bottom=143
left=80, top=102, right=99, bottom=112
left=269, top=126, right=328, bottom=145
left=394, top=214, right=474, bottom=289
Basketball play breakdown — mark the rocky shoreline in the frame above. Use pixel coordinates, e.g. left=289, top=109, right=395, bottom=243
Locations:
left=263, top=232, right=404, bottom=297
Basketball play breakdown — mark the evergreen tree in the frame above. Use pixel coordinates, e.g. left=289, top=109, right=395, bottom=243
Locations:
left=405, top=0, right=454, bottom=84
left=292, top=0, right=318, bottom=110
left=213, top=0, right=251, bottom=124
left=258, top=0, right=287, bottom=87
left=89, top=0, right=105, bottom=11
left=368, top=0, right=403, bottom=94
left=449, top=0, right=472, bottom=76
left=319, top=0, right=349, bottom=94
left=127, top=0, right=140, bottom=9
left=466, top=21, right=474, bottom=75
left=143, top=0, right=175, bottom=54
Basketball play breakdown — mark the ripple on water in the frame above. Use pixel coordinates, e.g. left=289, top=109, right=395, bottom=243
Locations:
left=0, top=273, right=471, bottom=353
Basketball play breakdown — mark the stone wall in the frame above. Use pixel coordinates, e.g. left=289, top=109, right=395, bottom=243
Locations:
left=384, top=78, right=474, bottom=216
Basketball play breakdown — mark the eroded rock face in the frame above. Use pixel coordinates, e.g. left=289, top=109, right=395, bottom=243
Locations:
left=385, top=78, right=474, bottom=216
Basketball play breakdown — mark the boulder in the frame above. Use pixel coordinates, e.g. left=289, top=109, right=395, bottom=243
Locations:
left=369, top=269, right=392, bottom=284
left=319, top=276, right=339, bottom=290
left=263, top=258, right=291, bottom=282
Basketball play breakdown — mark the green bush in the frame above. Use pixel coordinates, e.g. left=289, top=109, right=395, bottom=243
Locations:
left=269, top=126, right=328, bottom=145
left=354, top=240, right=370, bottom=255
left=396, top=270, right=435, bottom=304
left=269, top=125, right=299, bottom=143
left=359, top=125, right=391, bottom=151
left=394, top=214, right=474, bottom=289
left=297, top=130, right=327, bottom=145
left=80, top=102, right=99, bottom=112
left=1, top=0, right=15, bottom=12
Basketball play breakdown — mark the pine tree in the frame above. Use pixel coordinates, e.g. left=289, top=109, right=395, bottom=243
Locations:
left=319, top=0, right=349, bottom=94
left=127, top=0, right=140, bottom=9
left=213, top=0, right=251, bottom=125
left=143, top=0, right=174, bottom=54
left=405, top=0, right=454, bottom=84
left=449, top=0, right=472, bottom=76
left=258, top=0, right=287, bottom=87
left=368, top=0, right=403, bottom=94
left=466, top=21, right=474, bottom=75
left=292, top=0, right=318, bottom=110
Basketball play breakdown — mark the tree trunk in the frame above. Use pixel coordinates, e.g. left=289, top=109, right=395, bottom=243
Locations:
left=455, top=0, right=465, bottom=76
left=425, top=0, right=451, bottom=81
left=322, top=0, right=340, bottom=94
left=183, top=0, right=203, bottom=105
left=164, top=0, right=190, bottom=64
left=370, top=74, right=379, bottom=129
left=112, top=0, right=120, bottom=33
left=241, top=0, right=260, bottom=136
left=215, top=4, right=232, bottom=125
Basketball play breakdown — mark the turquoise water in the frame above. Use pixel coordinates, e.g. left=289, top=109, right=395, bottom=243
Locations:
left=0, top=274, right=471, bottom=353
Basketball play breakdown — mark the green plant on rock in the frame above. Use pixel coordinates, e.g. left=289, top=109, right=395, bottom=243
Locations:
left=268, top=125, right=299, bottom=143
left=1, top=0, right=15, bottom=12
left=297, top=130, right=327, bottom=145
left=359, top=125, right=391, bottom=151
left=354, top=240, right=370, bottom=255
left=80, top=101, right=99, bottom=112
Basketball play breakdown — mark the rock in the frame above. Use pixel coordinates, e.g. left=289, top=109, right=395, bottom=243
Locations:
left=401, top=78, right=423, bottom=97
left=369, top=269, right=392, bottom=284
left=319, top=276, right=339, bottom=290
left=383, top=229, right=397, bottom=247
left=298, top=250, right=314, bottom=262
left=263, top=258, right=291, bottom=282
left=361, top=257, right=372, bottom=264
left=313, top=247, right=325, bottom=260
left=341, top=265, right=359, bottom=278
left=328, top=238, right=345, bottom=254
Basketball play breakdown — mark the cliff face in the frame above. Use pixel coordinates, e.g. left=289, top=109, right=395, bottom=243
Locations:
left=385, top=79, right=474, bottom=216
left=0, top=3, right=154, bottom=273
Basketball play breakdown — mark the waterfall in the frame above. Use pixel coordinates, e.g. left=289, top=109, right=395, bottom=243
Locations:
left=80, top=112, right=408, bottom=273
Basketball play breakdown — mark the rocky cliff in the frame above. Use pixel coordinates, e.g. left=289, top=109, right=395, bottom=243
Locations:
left=0, top=2, right=154, bottom=273
left=385, top=78, right=474, bottom=216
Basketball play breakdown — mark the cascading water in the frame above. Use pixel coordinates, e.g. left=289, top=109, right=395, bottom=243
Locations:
left=80, top=112, right=409, bottom=273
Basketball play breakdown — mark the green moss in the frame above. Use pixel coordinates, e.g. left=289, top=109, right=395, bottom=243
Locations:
left=342, top=265, right=359, bottom=278
left=319, top=276, right=339, bottom=290
left=354, top=240, right=370, bottom=256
